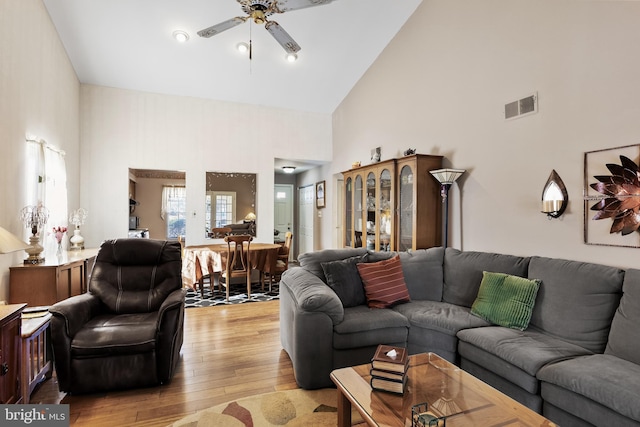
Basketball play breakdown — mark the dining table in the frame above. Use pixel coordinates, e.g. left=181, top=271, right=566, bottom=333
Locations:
left=181, top=242, right=281, bottom=297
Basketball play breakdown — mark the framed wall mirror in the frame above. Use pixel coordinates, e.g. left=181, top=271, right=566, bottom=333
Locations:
left=205, top=172, right=256, bottom=238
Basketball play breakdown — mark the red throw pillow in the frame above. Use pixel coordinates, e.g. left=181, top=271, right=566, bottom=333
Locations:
left=357, top=255, right=411, bottom=308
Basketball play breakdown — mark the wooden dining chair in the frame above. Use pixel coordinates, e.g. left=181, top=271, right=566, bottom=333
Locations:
left=267, top=231, right=293, bottom=289
left=209, top=227, right=232, bottom=239
left=220, top=235, right=253, bottom=301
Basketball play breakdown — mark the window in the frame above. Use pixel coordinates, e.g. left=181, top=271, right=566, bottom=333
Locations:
left=205, top=191, right=236, bottom=231
left=162, top=186, right=186, bottom=239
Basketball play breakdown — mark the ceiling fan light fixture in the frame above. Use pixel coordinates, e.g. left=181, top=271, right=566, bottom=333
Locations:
left=172, top=30, right=190, bottom=43
left=236, top=42, right=249, bottom=53
left=282, top=166, right=296, bottom=174
left=286, top=52, right=298, bottom=62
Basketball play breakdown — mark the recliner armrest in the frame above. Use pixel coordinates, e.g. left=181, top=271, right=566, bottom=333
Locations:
left=49, top=293, right=103, bottom=338
left=280, top=267, right=344, bottom=325
left=158, top=288, right=187, bottom=321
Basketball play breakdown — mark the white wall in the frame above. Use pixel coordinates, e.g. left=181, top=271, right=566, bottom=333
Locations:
left=333, top=0, right=640, bottom=269
left=79, top=85, right=332, bottom=248
left=0, top=0, right=80, bottom=301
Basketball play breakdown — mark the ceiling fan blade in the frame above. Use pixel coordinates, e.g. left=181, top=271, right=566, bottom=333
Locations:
left=197, top=17, right=246, bottom=38
left=274, top=0, right=335, bottom=13
left=264, top=20, right=301, bottom=53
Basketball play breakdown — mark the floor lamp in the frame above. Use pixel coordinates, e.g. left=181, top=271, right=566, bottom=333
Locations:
left=430, top=168, right=466, bottom=248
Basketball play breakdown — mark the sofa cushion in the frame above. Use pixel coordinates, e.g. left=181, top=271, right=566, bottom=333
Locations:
left=298, top=248, right=368, bottom=282
left=396, top=247, right=445, bottom=301
left=321, top=255, right=367, bottom=307
left=538, top=354, right=640, bottom=423
left=606, top=268, right=640, bottom=365
left=457, top=326, right=592, bottom=393
left=528, top=256, right=625, bottom=353
left=443, top=248, right=530, bottom=308
left=333, top=305, right=409, bottom=349
left=357, top=255, right=411, bottom=308
left=395, top=300, right=489, bottom=336
left=471, top=272, right=540, bottom=330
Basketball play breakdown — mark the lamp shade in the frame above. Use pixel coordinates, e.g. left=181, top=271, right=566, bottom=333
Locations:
left=429, top=168, right=466, bottom=185
left=0, top=226, right=29, bottom=254
left=244, top=212, right=257, bottom=221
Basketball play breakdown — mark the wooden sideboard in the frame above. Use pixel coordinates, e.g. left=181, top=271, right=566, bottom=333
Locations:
left=9, top=249, right=98, bottom=307
left=0, top=304, right=25, bottom=404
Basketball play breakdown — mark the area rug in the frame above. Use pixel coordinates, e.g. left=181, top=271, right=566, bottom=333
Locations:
left=184, top=282, right=279, bottom=308
left=168, top=388, right=364, bottom=426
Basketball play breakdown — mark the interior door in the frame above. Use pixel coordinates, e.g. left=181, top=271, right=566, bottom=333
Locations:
left=274, top=184, right=294, bottom=243
left=298, top=185, right=314, bottom=256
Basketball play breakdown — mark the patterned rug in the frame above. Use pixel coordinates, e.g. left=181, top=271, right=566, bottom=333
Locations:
left=168, top=388, right=364, bottom=426
left=184, top=281, right=279, bottom=308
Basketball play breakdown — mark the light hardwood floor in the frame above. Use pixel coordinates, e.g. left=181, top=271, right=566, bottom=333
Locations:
left=31, top=300, right=299, bottom=426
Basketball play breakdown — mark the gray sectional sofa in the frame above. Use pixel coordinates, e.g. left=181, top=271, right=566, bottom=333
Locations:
left=279, top=246, right=640, bottom=427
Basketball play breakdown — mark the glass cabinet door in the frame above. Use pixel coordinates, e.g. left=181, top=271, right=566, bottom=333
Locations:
left=366, top=172, right=376, bottom=250
left=378, top=168, right=393, bottom=251
left=398, top=164, right=414, bottom=252
left=354, top=175, right=364, bottom=248
left=344, top=177, right=352, bottom=247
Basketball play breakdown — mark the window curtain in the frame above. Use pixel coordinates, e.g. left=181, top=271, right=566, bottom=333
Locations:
left=26, top=138, right=68, bottom=252
left=43, top=144, right=68, bottom=252
left=161, top=186, right=186, bottom=220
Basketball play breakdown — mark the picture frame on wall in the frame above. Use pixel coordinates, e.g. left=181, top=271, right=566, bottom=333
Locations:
left=316, top=181, right=326, bottom=209
left=584, top=144, right=640, bottom=248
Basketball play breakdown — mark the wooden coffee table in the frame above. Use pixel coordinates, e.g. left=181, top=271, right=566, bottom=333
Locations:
left=330, top=352, right=557, bottom=427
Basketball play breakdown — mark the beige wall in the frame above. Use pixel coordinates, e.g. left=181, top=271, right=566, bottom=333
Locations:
left=332, top=0, right=640, bottom=269
left=0, top=0, right=80, bottom=301
left=79, top=85, right=332, bottom=248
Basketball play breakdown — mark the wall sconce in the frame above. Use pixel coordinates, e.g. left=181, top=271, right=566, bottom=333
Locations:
left=429, top=168, right=466, bottom=248
left=541, top=170, right=568, bottom=219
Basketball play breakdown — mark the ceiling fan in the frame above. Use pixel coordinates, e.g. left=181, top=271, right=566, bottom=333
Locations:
left=197, top=0, right=336, bottom=55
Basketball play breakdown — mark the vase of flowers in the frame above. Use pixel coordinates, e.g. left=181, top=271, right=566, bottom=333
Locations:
left=52, top=226, right=67, bottom=256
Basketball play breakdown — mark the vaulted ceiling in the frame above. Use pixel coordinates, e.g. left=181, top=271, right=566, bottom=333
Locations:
left=43, top=0, right=422, bottom=114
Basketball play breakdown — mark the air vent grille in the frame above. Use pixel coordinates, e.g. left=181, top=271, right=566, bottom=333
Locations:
left=505, top=92, right=538, bottom=120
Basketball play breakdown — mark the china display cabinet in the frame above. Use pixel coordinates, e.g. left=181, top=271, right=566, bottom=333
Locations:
left=343, top=159, right=396, bottom=251
left=396, top=154, right=443, bottom=251
left=343, top=154, right=443, bottom=252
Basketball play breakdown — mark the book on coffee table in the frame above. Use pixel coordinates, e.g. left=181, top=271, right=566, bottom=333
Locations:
left=370, top=374, right=409, bottom=395
left=371, top=344, right=408, bottom=374
left=370, top=367, right=406, bottom=382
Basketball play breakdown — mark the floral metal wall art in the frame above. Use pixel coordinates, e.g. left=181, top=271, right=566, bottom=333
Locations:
left=584, top=144, right=640, bottom=247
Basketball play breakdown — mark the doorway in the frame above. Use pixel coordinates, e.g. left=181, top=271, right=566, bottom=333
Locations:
left=274, top=184, right=294, bottom=257
left=298, top=184, right=314, bottom=256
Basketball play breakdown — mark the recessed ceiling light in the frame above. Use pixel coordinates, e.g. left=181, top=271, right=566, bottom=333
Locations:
left=236, top=42, right=249, bottom=53
left=285, top=53, right=298, bottom=63
left=173, top=30, right=190, bottom=43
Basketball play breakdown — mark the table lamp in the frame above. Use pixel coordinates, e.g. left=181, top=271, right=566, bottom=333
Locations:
left=20, top=204, right=49, bottom=264
left=0, top=226, right=30, bottom=254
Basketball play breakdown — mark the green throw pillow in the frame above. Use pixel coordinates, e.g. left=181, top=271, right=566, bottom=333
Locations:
left=471, top=271, right=541, bottom=331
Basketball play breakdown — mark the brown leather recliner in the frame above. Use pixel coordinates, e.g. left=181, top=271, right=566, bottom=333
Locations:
left=49, top=238, right=186, bottom=394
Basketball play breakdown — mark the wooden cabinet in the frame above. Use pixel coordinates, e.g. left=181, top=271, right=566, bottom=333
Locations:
left=9, top=249, right=98, bottom=307
left=0, top=304, right=25, bottom=404
left=396, top=154, right=443, bottom=251
left=343, top=154, right=443, bottom=251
